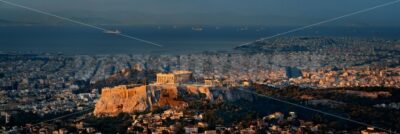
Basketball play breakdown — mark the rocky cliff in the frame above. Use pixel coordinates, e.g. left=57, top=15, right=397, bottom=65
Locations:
left=94, top=84, right=254, bottom=117
left=94, top=85, right=150, bottom=116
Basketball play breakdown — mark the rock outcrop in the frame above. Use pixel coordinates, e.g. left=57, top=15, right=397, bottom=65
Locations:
left=94, top=85, right=201, bottom=116
left=94, top=84, right=253, bottom=117
left=94, top=85, right=150, bottom=116
left=185, top=85, right=213, bottom=101
left=154, top=85, right=188, bottom=110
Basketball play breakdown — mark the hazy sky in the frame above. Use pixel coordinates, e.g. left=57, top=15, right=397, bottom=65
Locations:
left=1, top=0, right=400, bottom=26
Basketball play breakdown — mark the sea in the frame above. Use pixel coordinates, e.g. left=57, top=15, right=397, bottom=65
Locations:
left=0, top=25, right=399, bottom=55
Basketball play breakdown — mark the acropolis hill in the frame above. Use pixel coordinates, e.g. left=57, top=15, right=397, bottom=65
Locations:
left=93, top=70, right=256, bottom=116
left=94, top=71, right=216, bottom=117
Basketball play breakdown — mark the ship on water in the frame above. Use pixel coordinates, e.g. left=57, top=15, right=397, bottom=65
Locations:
left=103, top=30, right=121, bottom=34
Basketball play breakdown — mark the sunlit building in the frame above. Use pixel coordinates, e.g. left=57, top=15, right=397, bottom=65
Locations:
left=156, top=70, right=192, bottom=84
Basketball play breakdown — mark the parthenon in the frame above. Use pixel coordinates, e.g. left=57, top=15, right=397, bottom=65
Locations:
left=156, top=70, right=192, bottom=84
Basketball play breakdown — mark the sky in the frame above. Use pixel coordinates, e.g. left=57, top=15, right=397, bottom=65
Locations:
left=0, top=0, right=400, bottom=26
